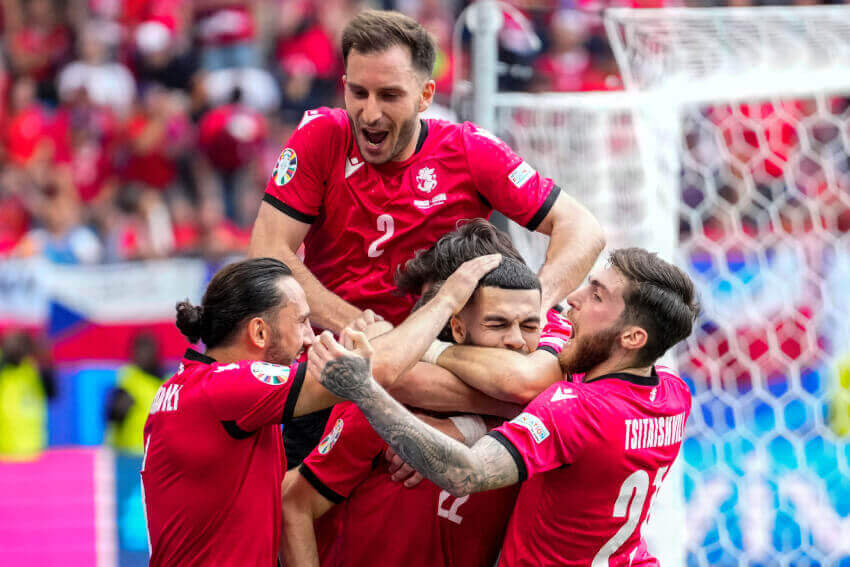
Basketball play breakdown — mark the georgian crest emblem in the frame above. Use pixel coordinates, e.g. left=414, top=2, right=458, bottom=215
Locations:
left=416, top=167, right=437, bottom=194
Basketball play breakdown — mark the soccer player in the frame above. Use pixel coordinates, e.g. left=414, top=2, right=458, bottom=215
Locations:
left=252, top=9, right=603, bottom=466
left=281, top=258, right=542, bottom=567
left=315, top=248, right=700, bottom=566
left=141, top=254, right=499, bottom=566
left=250, top=9, right=604, bottom=332
left=392, top=219, right=570, bottom=402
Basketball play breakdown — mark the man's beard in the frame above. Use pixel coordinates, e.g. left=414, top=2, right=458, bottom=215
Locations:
left=563, top=325, right=621, bottom=376
left=389, top=113, right=419, bottom=161
left=264, top=326, right=294, bottom=366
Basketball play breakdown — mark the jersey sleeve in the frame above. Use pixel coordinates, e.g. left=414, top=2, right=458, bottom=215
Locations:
left=462, top=122, right=560, bottom=231
left=300, top=402, right=385, bottom=503
left=262, top=108, right=339, bottom=224
left=202, top=360, right=306, bottom=436
left=487, top=382, right=590, bottom=481
left=536, top=308, right=573, bottom=357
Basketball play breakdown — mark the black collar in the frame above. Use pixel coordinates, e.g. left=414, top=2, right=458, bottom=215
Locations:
left=414, top=119, right=428, bottom=154
left=184, top=348, right=216, bottom=365
left=581, top=366, right=659, bottom=387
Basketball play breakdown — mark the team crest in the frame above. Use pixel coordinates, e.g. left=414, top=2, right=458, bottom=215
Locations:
left=650, top=388, right=657, bottom=402
left=273, top=148, right=298, bottom=186
left=416, top=167, right=437, bottom=194
left=318, top=418, right=344, bottom=454
left=250, top=361, right=290, bottom=386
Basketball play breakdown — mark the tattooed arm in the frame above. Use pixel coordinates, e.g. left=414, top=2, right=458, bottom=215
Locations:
left=313, top=350, right=519, bottom=497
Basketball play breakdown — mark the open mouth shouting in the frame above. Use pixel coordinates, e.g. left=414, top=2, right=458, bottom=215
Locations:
left=358, top=125, right=391, bottom=158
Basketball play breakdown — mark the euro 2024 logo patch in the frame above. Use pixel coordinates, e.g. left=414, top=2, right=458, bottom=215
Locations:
left=250, top=361, right=290, bottom=386
left=273, top=148, right=297, bottom=186
left=318, top=418, right=344, bottom=454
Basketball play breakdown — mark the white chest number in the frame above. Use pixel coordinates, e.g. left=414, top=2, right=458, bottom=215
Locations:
left=592, top=466, right=668, bottom=567
left=367, top=214, right=394, bottom=258
left=437, top=490, right=469, bottom=525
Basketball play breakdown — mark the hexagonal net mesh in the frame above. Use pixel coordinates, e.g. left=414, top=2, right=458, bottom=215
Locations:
left=489, top=7, right=850, bottom=564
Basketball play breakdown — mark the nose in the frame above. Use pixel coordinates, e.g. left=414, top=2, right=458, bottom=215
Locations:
left=503, top=324, right=526, bottom=352
left=362, top=94, right=382, bottom=125
left=303, top=325, right=316, bottom=347
left=566, top=292, right=580, bottom=311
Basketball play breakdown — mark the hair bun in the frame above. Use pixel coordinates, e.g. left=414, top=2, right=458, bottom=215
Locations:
left=175, top=300, right=204, bottom=344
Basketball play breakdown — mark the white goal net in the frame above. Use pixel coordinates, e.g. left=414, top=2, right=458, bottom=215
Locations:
left=472, top=5, right=850, bottom=565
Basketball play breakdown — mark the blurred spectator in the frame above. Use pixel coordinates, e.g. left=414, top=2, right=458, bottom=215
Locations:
left=274, top=0, right=346, bottom=122
left=123, top=87, right=192, bottom=193
left=4, top=77, right=62, bottom=171
left=57, top=25, right=137, bottom=116
left=103, top=184, right=175, bottom=261
left=7, top=0, right=73, bottom=102
left=0, top=331, right=54, bottom=460
left=106, top=333, right=165, bottom=454
left=198, top=88, right=267, bottom=223
left=533, top=9, right=591, bottom=92
left=134, top=20, right=201, bottom=93
left=53, top=84, right=121, bottom=207
left=14, top=187, right=103, bottom=264
left=193, top=0, right=260, bottom=70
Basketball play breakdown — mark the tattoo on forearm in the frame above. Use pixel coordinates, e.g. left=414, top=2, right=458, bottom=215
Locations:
left=358, top=390, right=519, bottom=496
left=320, top=356, right=373, bottom=401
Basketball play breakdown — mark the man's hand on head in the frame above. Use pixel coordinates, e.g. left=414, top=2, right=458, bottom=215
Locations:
left=436, top=254, right=502, bottom=314
left=312, top=329, right=374, bottom=402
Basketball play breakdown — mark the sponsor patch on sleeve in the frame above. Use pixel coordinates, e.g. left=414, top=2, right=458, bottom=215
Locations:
left=273, top=148, right=298, bottom=186
left=250, top=361, right=290, bottom=386
left=511, top=412, right=550, bottom=444
left=508, top=161, right=536, bottom=188
left=317, top=418, right=344, bottom=454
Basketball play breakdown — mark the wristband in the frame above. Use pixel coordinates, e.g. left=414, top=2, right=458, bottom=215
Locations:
left=422, top=340, right=452, bottom=365
left=448, top=415, right=488, bottom=446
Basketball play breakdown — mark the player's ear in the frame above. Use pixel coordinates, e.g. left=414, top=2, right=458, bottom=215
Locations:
left=620, top=325, right=647, bottom=352
left=449, top=315, right=466, bottom=344
left=418, top=79, right=435, bottom=114
left=248, top=317, right=267, bottom=349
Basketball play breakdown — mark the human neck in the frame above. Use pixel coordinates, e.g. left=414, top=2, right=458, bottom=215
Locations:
left=204, top=343, right=257, bottom=365
left=582, top=357, right=653, bottom=383
left=392, top=118, right=422, bottom=162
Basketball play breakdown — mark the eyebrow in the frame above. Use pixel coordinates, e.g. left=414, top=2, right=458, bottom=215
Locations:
left=346, top=81, right=407, bottom=93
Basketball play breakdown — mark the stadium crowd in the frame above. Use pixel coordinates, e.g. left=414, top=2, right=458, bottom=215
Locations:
left=0, top=0, right=843, bottom=265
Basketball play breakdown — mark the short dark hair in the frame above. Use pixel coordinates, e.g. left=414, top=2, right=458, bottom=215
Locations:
left=175, top=258, right=294, bottom=348
left=609, top=248, right=700, bottom=366
left=396, top=219, right=525, bottom=295
left=342, top=10, right=436, bottom=77
left=478, top=257, right=541, bottom=294
left=412, top=258, right=540, bottom=342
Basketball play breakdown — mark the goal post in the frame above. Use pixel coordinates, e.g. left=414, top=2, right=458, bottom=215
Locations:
left=462, top=4, right=850, bottom=565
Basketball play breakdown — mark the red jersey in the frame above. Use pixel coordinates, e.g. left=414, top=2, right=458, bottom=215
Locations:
left=141, top=349, right=306, bottom=567
left=263, top=107, right=560, bottom=325
left=301, top=402, right=520, bottom=567
left=490, top=365, right=691, bottom=566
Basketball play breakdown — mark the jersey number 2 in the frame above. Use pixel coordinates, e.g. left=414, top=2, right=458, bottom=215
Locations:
left=367, top=214, right=394, bottom=258
left=591, top=466, right=669, bottom=567
left=437, top=491, right=469, bottom=525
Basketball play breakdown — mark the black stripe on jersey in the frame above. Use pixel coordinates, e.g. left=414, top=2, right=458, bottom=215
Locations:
left=487, top=431, right=528, bottom=483
left=536, top=345, right=559, bottom=357
left=300, top=463, right=345, bottom=504
left=281, top=362, right=308, bottom=425
left=263, top=193, right=318, bottom=224
left=525, top=185, right=562, bottom=232
left=221, top=420, right=254, bottom=440
left=414, top=119, right=429, bottom=154
left=184, top=348, right=216, bottom=364
left=584, top=366, right=660, bottom=387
